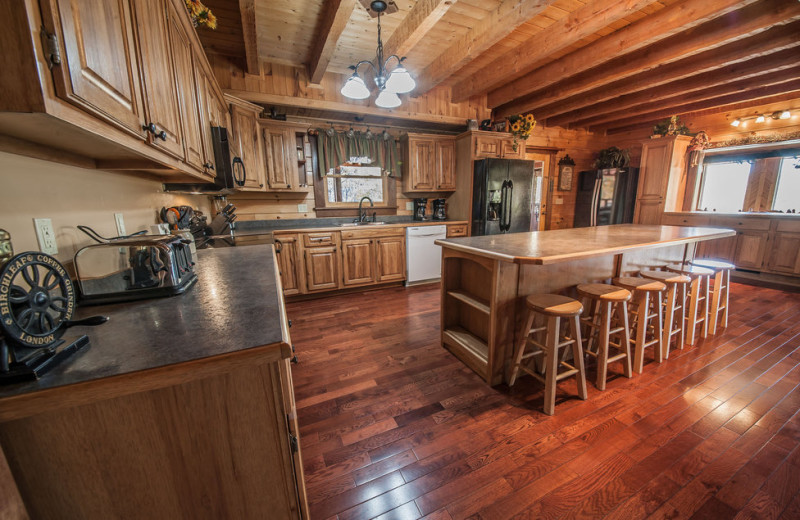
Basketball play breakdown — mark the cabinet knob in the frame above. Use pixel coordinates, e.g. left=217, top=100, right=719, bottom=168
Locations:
left=203, top=162, right=215, bottom=170
left=157, top=130, right=167, bottom=141
left=142, top=122, right=157, bottom=134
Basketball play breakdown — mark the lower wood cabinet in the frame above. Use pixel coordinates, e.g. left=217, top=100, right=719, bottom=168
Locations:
left=376, top=236, right=406, bottom=282
left=733, top=230, right=768, bottom=270
left=304, top=245, right=340, bottom=292
left=342, top=238, right=376, bottom=286
left=275, top=234, right=304, bottom=296
left=767, top=232, right=800, bottom=274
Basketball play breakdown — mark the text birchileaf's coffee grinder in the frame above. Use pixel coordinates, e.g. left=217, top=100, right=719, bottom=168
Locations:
left=0, top=230, right=107, bottom=384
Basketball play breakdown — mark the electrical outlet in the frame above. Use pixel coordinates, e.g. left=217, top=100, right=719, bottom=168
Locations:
left=297, top=203, right=308, bottom=213
left=114, top=213, right=126, bottom=236
left=406, top=201, right=414, bottom=210
left=34, top=218, right=58, bottom=255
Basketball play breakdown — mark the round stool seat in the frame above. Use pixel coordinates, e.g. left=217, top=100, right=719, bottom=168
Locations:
left=640, top=270, right=690, bottom=284
left=525, top=294, right=583, bottom=317
left=577, top=283, right=631, bottom=302
left=691, top=259, right=735, bottom=270
left=613, top=277, right=666, bottom=293
left=665, top=263, right=714, bottom=277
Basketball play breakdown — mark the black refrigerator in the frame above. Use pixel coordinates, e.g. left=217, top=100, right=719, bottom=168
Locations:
left=472, top=158, right=541, bottom=236
left=573, top=167, right=639, bottom=227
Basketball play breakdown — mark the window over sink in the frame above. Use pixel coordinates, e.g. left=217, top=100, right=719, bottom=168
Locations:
left=325, top=166, right=386, bottom=205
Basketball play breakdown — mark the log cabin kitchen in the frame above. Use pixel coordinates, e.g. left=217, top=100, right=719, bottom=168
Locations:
left=0, top=0, right=799, bottom=518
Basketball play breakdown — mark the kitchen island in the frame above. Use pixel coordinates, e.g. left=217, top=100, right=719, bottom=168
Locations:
left=0, top=246, right=308, bottom=519
left=435, top=224, right=736, bottom=385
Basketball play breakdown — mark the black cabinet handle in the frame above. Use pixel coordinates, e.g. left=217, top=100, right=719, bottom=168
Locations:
left=142, top=122, right=156, bottom=134
left=203, top=162, right=215, bottom=170
left=157, top=130, right=167, bottom=141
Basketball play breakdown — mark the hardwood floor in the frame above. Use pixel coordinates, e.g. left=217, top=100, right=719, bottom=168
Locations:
left=286, top=283, right=800, bottom=520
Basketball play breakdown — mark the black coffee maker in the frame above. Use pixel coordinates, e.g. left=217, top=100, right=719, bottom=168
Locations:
left=413, top=198, right=428, bottom=221
left=432, top=199, right=446, bottom=220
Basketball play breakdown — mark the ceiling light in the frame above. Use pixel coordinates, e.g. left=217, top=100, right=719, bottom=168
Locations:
left=755, top=114, right=766, bottom=123
left=780, top=110, right=791, bottom=119
left=731, top=119, right=741, bottom=127
left=340, top=0, right=415, bottom=108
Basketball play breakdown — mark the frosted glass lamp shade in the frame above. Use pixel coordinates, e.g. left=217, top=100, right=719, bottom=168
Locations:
left=385, top=67, right=416, bottom=94
left=341, top=74, right=370, bottom=100
left=375, top=90, right=401, bottom=108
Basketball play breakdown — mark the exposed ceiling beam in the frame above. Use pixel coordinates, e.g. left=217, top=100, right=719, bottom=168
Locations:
left=551, top=49, right=800, bottom=128
left=383, top=0, right=457, bottom=60
left=307, top=0, right=358, bottom=85
left=537, top=22, right=800, bottom=123
left=493, top=0, right=800, bottom=119
left=597, top=79, right=800, bottom=132
left=239, top=0, right=259, bottom=74
left=450, top=0, right=659, bottom=103
left=413, top=0, right=557, bottom=95
left=486, top=0, right=761, bottom=110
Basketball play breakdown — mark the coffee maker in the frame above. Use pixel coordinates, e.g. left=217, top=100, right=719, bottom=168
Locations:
left=413, top=198, right=428, bottom=221
left=432, top=199, right=447, bottom=220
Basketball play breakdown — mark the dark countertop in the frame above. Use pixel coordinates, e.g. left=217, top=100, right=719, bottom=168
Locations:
left=0, top=245, right=285, bottom=399
left=435, top=224, right=736, bottom=265
left=664, top=211, right=800, bottom=219
left=236, top=216, right=465, bottom=234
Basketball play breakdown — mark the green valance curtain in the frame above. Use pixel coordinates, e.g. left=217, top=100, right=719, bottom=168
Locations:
left=315, top=130, right=401, bottom=179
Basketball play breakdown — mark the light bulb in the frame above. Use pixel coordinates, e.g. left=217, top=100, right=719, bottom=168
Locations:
left=731, top=119, right=741, bottom=127
left=755, top=114, right=765, bottom=123
left=384, top=67, right=416, bottom=94
left=340, top=74, right=370, bottom=100
left=780, top=110, right=791, bottom=119
left=375, top=90, right=401, bottom=108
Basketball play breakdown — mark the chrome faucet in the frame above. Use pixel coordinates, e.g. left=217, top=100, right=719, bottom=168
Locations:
left=358, top=196, right=374, bottom=222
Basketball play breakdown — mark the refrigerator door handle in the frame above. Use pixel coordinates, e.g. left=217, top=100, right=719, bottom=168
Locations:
left=504, top=179, right=514, bottom=232
left=590, top=177, right=601, bottom=227
left=500, top=180, right=509, bottom=232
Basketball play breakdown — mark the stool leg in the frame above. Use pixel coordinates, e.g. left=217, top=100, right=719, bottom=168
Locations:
left=654, top=292, right=664, bottom=364
left=687, top=277, right=700, bottom=345
left=620, top=301, right=633, bottom=378
left=709, top=271, right=722, bottom=335
left=721, top=270, right=730, bottom=329
left=543, top=316, right=560, bottom=416
left=662, top=284, right=676, bottom=360
left=700, top=275, right=710, bottom=339
left=677, top=283, right=686, bottom=350
left=508, top=310, right=536, bottom=386
left=633, top=291, right=649, bottom=374
left=585, top=298, right=601, bottom=355
left=571, top=315, right=588, bottom=401
left=596, top=302, right=612, bottom=391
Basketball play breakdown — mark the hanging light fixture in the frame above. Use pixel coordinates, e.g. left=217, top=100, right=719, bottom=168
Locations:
left=340, top=0, right=416, bottom=108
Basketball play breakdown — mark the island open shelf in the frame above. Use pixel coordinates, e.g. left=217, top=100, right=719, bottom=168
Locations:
left=436, top=224, right=736, bottom=385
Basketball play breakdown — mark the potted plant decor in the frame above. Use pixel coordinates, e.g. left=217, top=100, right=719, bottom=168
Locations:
left=593, top=146, right=630, bottom=171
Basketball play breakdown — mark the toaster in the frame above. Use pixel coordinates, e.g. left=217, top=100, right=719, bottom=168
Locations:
left=74, top=235, right=197, bottom=304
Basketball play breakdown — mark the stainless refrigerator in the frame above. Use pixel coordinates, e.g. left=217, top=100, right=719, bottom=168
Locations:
left=471, top=159, right=541, bottom=236
left=573, top=168, right=639, bottom=227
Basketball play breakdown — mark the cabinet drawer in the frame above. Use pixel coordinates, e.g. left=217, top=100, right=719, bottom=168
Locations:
left=341, top=227, right=405, bottom=239
left=447, top=224, right=468, bottom=237
left=661, top=214, right=710, bottom=227
left=711, top=217, right=771, bottom=231
left=303, top=232, right=338, bottom=247
left=777, top=219, right=800, bottom=233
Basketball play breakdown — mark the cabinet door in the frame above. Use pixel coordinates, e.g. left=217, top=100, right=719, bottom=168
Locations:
left=474, top=136, right=500, bottom=158
left=767, top=232, right=800, bottom=274
left=275, top=235, right=304, bottom=296
left=263, top=127, right=292, bottom=189
left=304, top=246, right=339, bottom=292
left=194, top=66, right=216, bottom=174
left=341, top=239, right=375, bottom=286
left=435, top=139, right=456, bottom=191
left=634, top=198, right=664, bottom=225
left=230, top=105, right=266, bottom=191
left=638, top=141, right=671, bottom=199
left=695, top=235, right=736, bottom=262
left=131, top=0, right=183, bottom=159
left=167, top=0, right=205, bottom=173
left=733, top=231, right=768, bottom=270
left=409, top=139, right=435, bottom=191
left=43, top=0, right=146, bottom=138
left=500, top=139, right=523, bottom=159
left=376, top=236, right=406, bottom=283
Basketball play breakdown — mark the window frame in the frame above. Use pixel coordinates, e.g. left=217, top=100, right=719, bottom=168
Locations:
left=323, top=165, right=390, bottom=208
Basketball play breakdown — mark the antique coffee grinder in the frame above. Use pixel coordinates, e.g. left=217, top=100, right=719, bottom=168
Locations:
left=0, top=230, right=107, bottom=384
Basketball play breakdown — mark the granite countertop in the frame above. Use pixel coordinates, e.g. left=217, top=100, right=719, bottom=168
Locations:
left=236, top=217, right=467, bottom=235
left=0, top=245, right=285, bottom=399
left=435, top=224, right=736, bottom=265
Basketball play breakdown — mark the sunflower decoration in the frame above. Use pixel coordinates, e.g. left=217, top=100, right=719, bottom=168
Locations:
left=506, top=113, right=537, bottom=151
left=185, top=0, right=217, bottom=29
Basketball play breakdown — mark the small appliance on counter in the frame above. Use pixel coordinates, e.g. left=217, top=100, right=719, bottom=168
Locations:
left=413, top=198, right=428, bottom=221
left=74, top=226, right=196, bottom=304
left=432, top=199, right=447, bottom=220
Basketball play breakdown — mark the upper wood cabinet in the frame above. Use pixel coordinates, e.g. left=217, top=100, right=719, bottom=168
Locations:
left=634, top=136, right=692, bottom=224
left=40, top=0, right=147, bottom=139
left=226, top=95, right=266, bottom=191
left=471, top=132, right=523, bottom=160
left=195, top=64, right=227, bottom=175
left=259, top=121, right=309, bottom=191
left=403, top=134, right=457, bottom=192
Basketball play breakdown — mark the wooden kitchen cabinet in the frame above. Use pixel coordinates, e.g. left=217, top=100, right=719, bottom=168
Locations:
left=471, top=132, right=522, bottom=159
left=342, top=238, right=376, bottom=286
left=227, top=95, right=267, bottom=191
left=634, top=136, right=692, bottom=224
left=733, top=230, right=768, bottom=270
left=262, top=125, right=294, bottom=190
left=436, top=139, right=457, bottom=190
left=403, top=134, right=457, bottom=192
left=447, top=223, right=468, bottom=237
left=767, top=232, right=800, bottom=274
left=196, top=64, right=228, bottom=175
left=376, top=236, right=406, bottom=282
left=304, top=245, right=340, bottom=292
left=274, top=234, right=304, bottom=296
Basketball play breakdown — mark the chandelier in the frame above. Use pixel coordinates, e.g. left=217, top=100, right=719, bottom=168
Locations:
left=340, top=0, right=416, bottom=108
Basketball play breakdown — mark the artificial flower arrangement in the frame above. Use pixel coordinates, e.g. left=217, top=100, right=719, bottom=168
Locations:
left=185, top=0, right=217, bottom=29
left=687, top=130, right=710, bottom=167
left=652, top=115, right=690, bottom=137
left=507, top=113, right=537, bottom=151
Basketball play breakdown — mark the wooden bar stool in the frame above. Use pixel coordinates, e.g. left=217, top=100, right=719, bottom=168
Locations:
left=612, top=277, right=666, bottom=374
left=691, top=259, right=734, bottom=335
left=665, top=263, right=714, bottom=345
left=576, top=284, right=633, bottom=391
left=640, top=270, right=691, bottom=358
left=508, top=294, right=588, bottom=415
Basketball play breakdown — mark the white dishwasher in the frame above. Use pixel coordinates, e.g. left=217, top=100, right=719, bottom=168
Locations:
left=406, top=225, right=447, bottom=285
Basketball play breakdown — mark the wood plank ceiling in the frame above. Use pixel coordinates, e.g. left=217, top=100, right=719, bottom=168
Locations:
left=198, top=0, right=800, bottom=133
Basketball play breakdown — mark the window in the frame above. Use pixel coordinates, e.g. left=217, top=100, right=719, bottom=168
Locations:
left=773, top=158, right=800, bottom=212
left=697, top=161, right=751, bottom=212
left=325, top=166, right=386, bottom=205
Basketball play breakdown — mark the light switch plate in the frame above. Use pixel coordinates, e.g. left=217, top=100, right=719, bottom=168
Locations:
left=114, top=213, right=126, bottom=236
left=33, top=218, right=58, bottom=255
left=406, top=201, right=414, bottom=210
left=297, top=203, right=308, bottom=213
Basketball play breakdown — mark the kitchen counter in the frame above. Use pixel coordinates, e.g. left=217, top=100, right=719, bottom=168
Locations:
left=267, top=219, right=467, bottom=234
left=0, top=245, right=288, bottom=402
left=666, top=211, right=800, bottom=219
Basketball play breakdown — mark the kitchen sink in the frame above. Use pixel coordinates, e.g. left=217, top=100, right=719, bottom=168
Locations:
left=338, top=221, right=387, bottom=227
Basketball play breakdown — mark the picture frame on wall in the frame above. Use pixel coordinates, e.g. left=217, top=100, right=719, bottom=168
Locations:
left=558, top=155, right=576, bottom=191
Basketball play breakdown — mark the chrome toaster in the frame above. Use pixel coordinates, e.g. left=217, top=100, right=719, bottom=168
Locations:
left=74, top=235, right=197, bottom=304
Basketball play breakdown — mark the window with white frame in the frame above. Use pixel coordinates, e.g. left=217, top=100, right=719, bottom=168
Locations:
left=697, top=161, right=752, bottom=212
left=772, top=157, right=800, bottom=212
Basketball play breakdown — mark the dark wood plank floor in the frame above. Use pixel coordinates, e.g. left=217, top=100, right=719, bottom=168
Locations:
left=286, top=282, right=800, bottom=520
